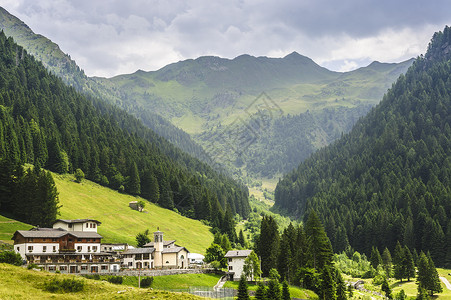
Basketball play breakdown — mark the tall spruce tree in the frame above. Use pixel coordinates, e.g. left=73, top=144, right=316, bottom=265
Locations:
left=237, top=275, right=250, bottom=300
left=257, top=215, right=280, bottom=277
left=305, top=211, right=333, bottom=269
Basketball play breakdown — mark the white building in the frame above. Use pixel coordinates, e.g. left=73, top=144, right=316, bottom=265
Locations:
left=224, top=250, right=253, bottom=281
left=188, top=253, right=205, bottom=265
left=121, top=247, right=154, bottom=269
left=12, top=219, right=120, bottom=273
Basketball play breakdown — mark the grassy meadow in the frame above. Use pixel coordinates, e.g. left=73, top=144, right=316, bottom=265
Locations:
left=0, top=263, right=203, bottom=299
left=0, top=215, right=32, bottom=244
left=53, top=173, right=213, bottom=254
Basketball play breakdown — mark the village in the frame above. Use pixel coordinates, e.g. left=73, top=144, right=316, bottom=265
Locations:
left=11, top=217, right=253, bottom=282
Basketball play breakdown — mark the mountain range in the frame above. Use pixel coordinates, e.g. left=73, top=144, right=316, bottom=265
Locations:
left=0, top=7, right=413, bottom=180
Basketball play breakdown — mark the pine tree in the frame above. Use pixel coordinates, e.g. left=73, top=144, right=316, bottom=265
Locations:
left=255, top=281, right=267, bottom=300
left=237, top=275, right=250, bottom=300
left=220, top=234, right=232, bottom=253
left=267, top=278, right=281, bottom=300
left=127, top=161, right=141, bottom=195
left=257, top=215, right=279, bottom=277
left=381, top=278, right=393, bottom=299
left=305, top=211, right=333, bottom=269
left=417, top=251, right=442, bottom=297
left=136, top=231, right=150, bottom=247
left=320, top=266, right=337, bottom=300
left=382, top=247, right=393, bottom=278
left=393, top=241, right=405, bottom=281
left=336, top=270, right=347, bottom=300
left=370, top=246, right=382, bottom=269
left=281, top=280, right=290, bottom=300
left=403, top=246, right=415, bottom=281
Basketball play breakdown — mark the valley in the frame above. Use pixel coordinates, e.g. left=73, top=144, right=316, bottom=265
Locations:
left=0, top=4, right=450, bottom=300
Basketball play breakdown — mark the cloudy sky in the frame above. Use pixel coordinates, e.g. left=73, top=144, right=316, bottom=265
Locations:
left=1, top=0, right=450, bottom=78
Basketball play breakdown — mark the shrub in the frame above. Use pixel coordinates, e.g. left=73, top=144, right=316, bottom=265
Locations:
left=83, top=274, right=100, bottom=280
left=0, top=251, right=23, bottom=266
left=44, top=278, right=84, bottom=293
left=140, top=276, right=154, bottom=288
left=107, top=275, right=123, bottom=284
left=74, top=168, right=85, bottom=183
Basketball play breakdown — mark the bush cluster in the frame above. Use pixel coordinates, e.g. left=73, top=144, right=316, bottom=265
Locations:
left=107, top=275, right=123, bottom=284
left=140, top=276, right=153, bottom=288
left=43, top=278, right=84, bottom=293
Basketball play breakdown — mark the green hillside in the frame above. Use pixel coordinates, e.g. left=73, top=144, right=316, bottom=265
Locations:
left=0, top=215, right=32, bottom=243
left=54, top=174, right=213, bottom=254
left=275, top=26, right=451, bottom=265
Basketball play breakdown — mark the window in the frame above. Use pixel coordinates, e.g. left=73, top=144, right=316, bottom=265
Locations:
left=28, top=246, right=33, bottom=252
left=77, top=246, right=82, bottom=252
left=228, top=258, right=232, bottom=262
left=135, top=254, right=142, bottom=260
left=165, top=261, right=169, bottom=264
left=48, top=266, right=56, bottom=271
left=27, top=238, right=32, bottom=242
left=81, top=266, right=88, bottom=271
left=101, top=265, right=108, bottom=270
left=52, top=238, right=57, bottom=242
left=128, top=262, right=132, bottom=266
left=53, top=246, right=56, bottom=252
left=16, top=247, right=19, bottom=252
left=68, top=224, right=72, bottom=228
left=59, top=266, right=67, bottom=271
left=144, top=262, right=148, bottom=267
left=93, top=223, right=96, bottom=228
left=90, top=223, right=93, bottom=228
left=86, top=223, right=89, bottom=228
left=87, top=246, right=91, bottom=252
left=43, top=246, right=47, bottom=252
left=77, top=239, right=82, bottom=242
left=93, top=246, right=97, bottom=252
left=143, top=254, right=149, bottom=260
left=229, top=266, right=233, bottom=270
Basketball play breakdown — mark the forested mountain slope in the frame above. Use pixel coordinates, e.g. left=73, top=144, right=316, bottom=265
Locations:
left=0, top=31, right=249, bottom=236
left=0, top=7, right=212, bottom=166
left=275, top=27, right=451, bottom=266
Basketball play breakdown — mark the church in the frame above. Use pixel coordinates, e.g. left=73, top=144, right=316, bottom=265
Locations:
left=121, top=230, right=189, bottom=269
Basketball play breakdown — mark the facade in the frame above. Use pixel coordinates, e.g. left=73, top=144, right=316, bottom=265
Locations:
left=13, top=219, right=120, bottom=273
left=225, top=250, right=253, bottom=281
left=188, top=253, right=205, bottom=265
left=52, top=219, right=101, bottom=232
left=121, top=248, right=154, bottom=269
left=141, top=230, right=189, bottom=269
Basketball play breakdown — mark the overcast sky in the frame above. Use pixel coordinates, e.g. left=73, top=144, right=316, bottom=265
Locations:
left=1, top=0, right=450, bottom=78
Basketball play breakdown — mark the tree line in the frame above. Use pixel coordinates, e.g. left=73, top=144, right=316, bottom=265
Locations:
left=0, top=31, right=250, bottom=230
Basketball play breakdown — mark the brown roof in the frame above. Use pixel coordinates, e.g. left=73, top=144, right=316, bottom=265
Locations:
left=224, top=250, right=252, bottom=258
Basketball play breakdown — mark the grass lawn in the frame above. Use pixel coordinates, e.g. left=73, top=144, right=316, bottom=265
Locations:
left=0, top=214, right=33, bottom=243
left=224, top=280, right=318, bottom=299
left=0, top=263, right=202, bottom=299
left=54, top=173, right=213, bottom=254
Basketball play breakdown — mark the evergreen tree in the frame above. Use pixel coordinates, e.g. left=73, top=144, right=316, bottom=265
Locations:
left=237, top=275, right=250, bottom=300
left=393, top=241, right=405, bottom=281
left=417, top=251, right=442, bottom=296
left=256, top=215, right=280, bottom=277
left=382, top=247, right=393, bottom=278
left=281, top=280, right=290, bottom=300
left=74, top=168, right=85, bottom=183
left=305, top=211, right=333, bottom=269
left=267, top=277, right=281, bottom=300
left=135, top=231, right=150, bottom=247
left=127, top=161, right=141, bottom=195
left=220, top=234, right=232, bottom=253
left=320, top=266, right=336, bottom=300
left=255, top=281, right=267, bottom=300
left=381, top=278, right=393, bottom=299
left=404, top=246, right=415, bottom=281
left=238, top=229, right=247, bottom=248
left=370, top=246, right=382, bottom=269
left=336, top=270, right=347, bottom=300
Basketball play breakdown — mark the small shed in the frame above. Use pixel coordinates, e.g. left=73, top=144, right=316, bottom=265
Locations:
left=129, top=201, right=143, bottom=212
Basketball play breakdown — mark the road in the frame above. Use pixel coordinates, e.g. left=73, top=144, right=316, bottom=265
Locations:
left=440, top=277, right=451, bottom=290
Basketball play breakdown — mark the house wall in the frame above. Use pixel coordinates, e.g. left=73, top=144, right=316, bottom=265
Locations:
left=15, top=242, right=60, bottom=259
left=228, top=257, right=247, bottom=281
left=122, top=254, right=153, bottom=269
left=53, top=221, right=98, bottom=232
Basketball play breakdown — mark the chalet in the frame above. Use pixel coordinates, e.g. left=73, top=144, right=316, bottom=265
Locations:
left=12, top=219, right=120, bottom=273
left=225, top=249, right=253, bottom=281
